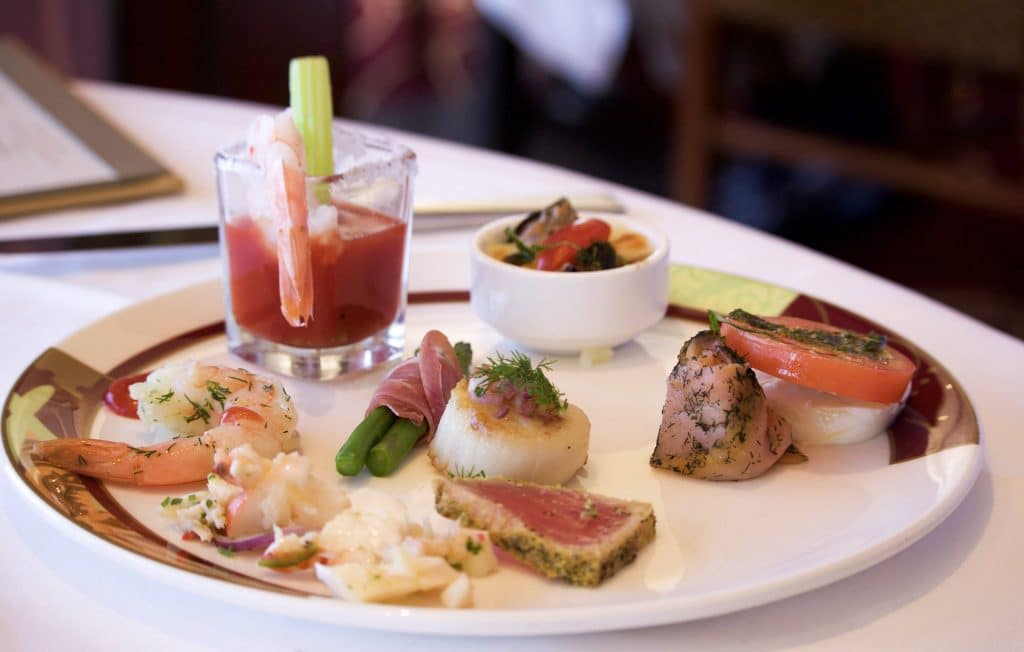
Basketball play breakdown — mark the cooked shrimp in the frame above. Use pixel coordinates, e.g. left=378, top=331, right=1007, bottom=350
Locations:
left=32, top=363, right=300, bottom=486
left=247, top=110, right=314, bottom=327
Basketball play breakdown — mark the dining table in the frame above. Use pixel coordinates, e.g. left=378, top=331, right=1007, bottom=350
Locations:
left=0, top=80, right=1021, bottom=651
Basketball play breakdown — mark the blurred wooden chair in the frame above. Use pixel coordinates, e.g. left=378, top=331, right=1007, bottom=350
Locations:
left=674, top=0, right=1024, bottom=217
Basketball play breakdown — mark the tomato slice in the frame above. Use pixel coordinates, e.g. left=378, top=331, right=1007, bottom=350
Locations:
left=718, top=313, right=915, bottom=404
left=536, top=219, right=612, bottom=271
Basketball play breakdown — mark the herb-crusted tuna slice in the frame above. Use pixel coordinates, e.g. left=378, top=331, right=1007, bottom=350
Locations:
left=434, top=477, right=655, bottom=587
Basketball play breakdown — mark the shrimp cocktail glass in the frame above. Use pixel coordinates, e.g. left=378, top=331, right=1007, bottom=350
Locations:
left=214, top=57, right=416, bottom=379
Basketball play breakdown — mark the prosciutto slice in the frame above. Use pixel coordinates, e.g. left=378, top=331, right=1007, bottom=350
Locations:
left=366, top=330, right=463, bottom=441
left=418, top=330, right=464, bottom=423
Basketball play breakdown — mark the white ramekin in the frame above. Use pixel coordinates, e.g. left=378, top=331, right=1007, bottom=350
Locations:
left=469, top=214, right=670, bottom=353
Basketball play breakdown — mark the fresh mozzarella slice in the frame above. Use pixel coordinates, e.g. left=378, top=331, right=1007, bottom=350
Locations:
left=757, top=371, right=907, bottom=445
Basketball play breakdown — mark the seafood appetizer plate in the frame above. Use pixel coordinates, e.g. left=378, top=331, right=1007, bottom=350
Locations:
left=2, top=268, right=981, bottom=636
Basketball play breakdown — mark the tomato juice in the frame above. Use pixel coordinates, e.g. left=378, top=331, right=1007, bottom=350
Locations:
left=225, top=208, right=407, bottom=349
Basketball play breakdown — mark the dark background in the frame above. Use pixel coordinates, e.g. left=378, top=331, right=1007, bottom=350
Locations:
left=5, top=0, right=1023, bottom=339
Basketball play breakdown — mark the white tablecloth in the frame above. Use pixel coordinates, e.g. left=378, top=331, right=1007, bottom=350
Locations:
left=0, top=81, right=1020, bottom=650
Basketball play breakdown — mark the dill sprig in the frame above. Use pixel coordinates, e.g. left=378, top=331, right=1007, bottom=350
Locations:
left=447, top=465, right=486, bottom=479
left=183, top=394, right=212, bottom=425
left=503, top=228, right=547, bottom=265
left=206, top=380, right=231, bottom=410
left=472, top=351, right=567, bottom=413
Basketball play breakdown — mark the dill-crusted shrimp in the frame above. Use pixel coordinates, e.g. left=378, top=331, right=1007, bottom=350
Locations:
left=31, top=363, right=300, bottom=486
left=129, top=362, right=296, bottom=440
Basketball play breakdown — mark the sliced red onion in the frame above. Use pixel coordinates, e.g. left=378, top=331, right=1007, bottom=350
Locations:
left=470, top=376, right=562, bottom=421
left=211, top=531, right=274, bottom=551
left=515, top=392, right=535, bottom=417
left=211, top=527, right=308, bottom=552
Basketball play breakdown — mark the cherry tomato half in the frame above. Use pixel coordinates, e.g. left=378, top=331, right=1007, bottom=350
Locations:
left=720, top=315, right=916, bottom=404
left=535, top=219, right=612, bottom=271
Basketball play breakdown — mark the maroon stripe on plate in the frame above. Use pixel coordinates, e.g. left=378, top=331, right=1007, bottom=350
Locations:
left=409, top=290, right=470, bottom=304
left=107, top=322, right=224, bottom=379
left=667, top=304, right=708, bottom=323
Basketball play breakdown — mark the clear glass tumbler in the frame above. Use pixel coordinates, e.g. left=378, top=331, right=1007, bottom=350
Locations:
left=214, top=126, right=416, bottom=379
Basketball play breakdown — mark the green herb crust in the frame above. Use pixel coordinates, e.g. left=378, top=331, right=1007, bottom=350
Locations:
left=714, top=309, right=889, bottom=360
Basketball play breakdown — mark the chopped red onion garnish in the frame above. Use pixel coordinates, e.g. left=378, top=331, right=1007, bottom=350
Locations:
left=211, top=527, right=308, bottom=552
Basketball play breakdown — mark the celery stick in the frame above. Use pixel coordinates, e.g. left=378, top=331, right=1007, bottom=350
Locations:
left=289, top=56, right=334, bottom=177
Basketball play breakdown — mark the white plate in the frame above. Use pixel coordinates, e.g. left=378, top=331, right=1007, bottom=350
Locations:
left=2, top=277, right=981, bottom=636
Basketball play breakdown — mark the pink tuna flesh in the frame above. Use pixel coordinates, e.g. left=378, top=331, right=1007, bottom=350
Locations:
left=461, top=481, right=631, bottom=547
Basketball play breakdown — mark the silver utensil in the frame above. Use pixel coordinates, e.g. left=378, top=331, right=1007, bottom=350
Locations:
left=0, top=193, right=624, bottom=253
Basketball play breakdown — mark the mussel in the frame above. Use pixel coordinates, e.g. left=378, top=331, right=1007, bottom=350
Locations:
left=512, top=197, right=579, bottom=246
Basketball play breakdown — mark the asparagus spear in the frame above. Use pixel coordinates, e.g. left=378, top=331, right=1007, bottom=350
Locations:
left=335, top=406, right=395, bottom=476
left=367, top=418, right=428, bottom=477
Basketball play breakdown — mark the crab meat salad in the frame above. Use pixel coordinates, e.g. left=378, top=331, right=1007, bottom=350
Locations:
left=713, top=309, right=915, bottom=446
left=161, top=449, right=498, bottom=607
left=428, top=351, right=591, bottom=485
left=314, top=487, right=497, bottom=606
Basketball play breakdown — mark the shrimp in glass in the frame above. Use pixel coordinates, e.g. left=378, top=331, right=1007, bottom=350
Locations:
left=31, top=363, right=300, bottom=486
left=247, top=110, right=314, bottom=327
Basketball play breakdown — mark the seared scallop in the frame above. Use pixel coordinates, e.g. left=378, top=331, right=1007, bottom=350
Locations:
left=429, top=379, right=590, bottom=485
